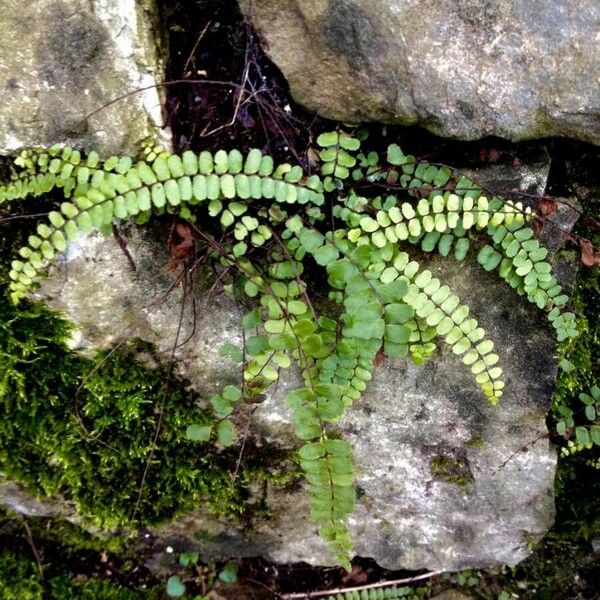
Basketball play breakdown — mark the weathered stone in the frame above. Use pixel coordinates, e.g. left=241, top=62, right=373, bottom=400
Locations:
left=34, top=225, right=559, bottom=571
left=430, top=591, right=476, bottom=600
left=29, top=160, right=569, bottom=571
left=238, top=0, right=600, bottom=144
left=460, top=148, right=550, bottom=200
left=0, top=0, right=168, bottom=156
left=0, top=480, right=72, bottom=518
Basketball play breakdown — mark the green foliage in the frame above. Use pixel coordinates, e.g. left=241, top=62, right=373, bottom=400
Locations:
left=0, top=507, right=163, bottom=599
left=0, top=551, right=43, bottom=600
left=556, top=385, right=600, bottom=452
left=167, top=575, right=186, bottom=597
left=49, top=578, right=147, bottom=600
left=550, top=216, right=598, bottom=452
left=325, top=584, right=414, bottom=599
left=429, top=455, right=474, bottom=488
left=0, top=289, right=280, bottom=528
left=217, top=561, right=238, bottom=584
left=0, top=130, right=577, bottom=567
left=0, top=552, right=156, bottom=599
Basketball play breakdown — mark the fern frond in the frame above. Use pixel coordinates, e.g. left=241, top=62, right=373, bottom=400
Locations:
left=482, top=219, right=578, bottom=340
left=317, top=130, right=361, bottom=191
left=7, top=149, right=325, bottom=301
left=1, top=137, right=580, bottom=567
left=0, top=146, right=135, bottom=206
left=304, top=225, right=504, bottom=402
left=326, top=584, right=413, bottom=599
left=339, top=191, right=530, bottom=253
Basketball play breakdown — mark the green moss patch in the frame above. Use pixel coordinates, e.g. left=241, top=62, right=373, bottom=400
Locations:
left=0, top=216, right=289, bottom=529
left=0, top=292, right=288, bottom=527
left=429, top=454, right=474, bottom=488
left=0, top=507, right=162, bottom=599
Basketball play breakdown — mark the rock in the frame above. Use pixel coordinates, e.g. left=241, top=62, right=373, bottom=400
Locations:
left=0, top=0, right=168, bottom=156
left=0, top=480, right=72, bottom=518
left=28, top=159, right=569, bottom=572
left=460, top=148, right=551, bottom=201
left=238, top=0, right=600, bottom=144
left=431, top=591, right=476, bottom=600
left=35, top=226, right=559, bottom=572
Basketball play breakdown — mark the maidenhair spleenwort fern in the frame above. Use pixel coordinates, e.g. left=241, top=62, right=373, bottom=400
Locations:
left=0, top=130, right=578, bottom=568
left=325, top=585, right=413, bottom=599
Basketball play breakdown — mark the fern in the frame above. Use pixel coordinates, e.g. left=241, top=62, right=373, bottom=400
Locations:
left=325, top=585, right=413, bottom=599
left=0, top=129, right=579, bottom=567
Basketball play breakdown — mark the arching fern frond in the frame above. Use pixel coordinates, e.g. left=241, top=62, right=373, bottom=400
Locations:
left=325, top=584, right=413, bottom=599
left=0, top=130, right=580, bottom=568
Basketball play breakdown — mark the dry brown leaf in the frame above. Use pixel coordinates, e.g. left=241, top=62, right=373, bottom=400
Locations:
left=537, top=197, right=557, bottom=217
left=580, top=238, right=600, bottom=266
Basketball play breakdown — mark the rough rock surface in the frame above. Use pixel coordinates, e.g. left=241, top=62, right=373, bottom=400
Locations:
left=27, top=159, right=567, bottom=571
left=238, top=0, right=600, bottom=144
left=0, top=480, right=72, bottom=519
left=0, top=0, right=167, bottom=156
left=38, top=230, right=558, bottom=571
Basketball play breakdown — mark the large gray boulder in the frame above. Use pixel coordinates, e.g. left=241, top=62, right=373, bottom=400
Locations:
left=34, top=227, right=558, bottom=571
left=239, top=0, right=600, bottom=144
left=29, top=160, right=567, bottom=571
left=0, top=0, right=168, bottom=156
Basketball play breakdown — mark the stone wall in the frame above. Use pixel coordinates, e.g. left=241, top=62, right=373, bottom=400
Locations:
left=239, top=0, right=600, bottom=144
left=0, top=0, right=168, bottom=156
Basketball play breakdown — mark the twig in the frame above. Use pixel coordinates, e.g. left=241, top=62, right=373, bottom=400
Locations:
left=112, top=224, right=136, bottom=271
left=280, top=569, right=445, bottom=599
left=200, top=24, right=252, bottom=138
left=131, top=270, right=190, bottom=520
left=493, top=431, right=550, bottom=473
left=20, top=518, right=45, bottom=582
left=68, top=79, right=248, bottom=132
left=182, top=21, right=212, bottom=76
left=232, top=407, right=255, bottom=483
left=0, top=212, right=50, bottom=223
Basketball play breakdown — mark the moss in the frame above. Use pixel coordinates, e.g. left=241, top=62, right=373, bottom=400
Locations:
left=0, top=554, right=159, bottom=600
left=2, top=306, right=295, bottom=526
left=0, top=506, right=163, bottom=599
left=0, top=217, right=290, bottom=531
left=0, top=295, right=282, bottom=526
left=0, top=551, right=42, bottom=600
left=429, top=455, right=474, bottom=488
left=532, top=107, right=554, bottom=138
left=464, top=432, right=485, bottom=449
left=552, top=199, right=599, bottom=411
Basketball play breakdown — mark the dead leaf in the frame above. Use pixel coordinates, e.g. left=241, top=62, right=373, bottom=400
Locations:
left=537, top=197, right=557, bottom=217
left=168, top=221, right=196, bottom=273
left=339, top=563, right=369, bottom=585
left=580, top=239, right=600, bottom=266
left=488, top=148, right=502, bottom=163
left=478, top=147, right=504, bottom=163
left=374, top=349, right=385, bottom=369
